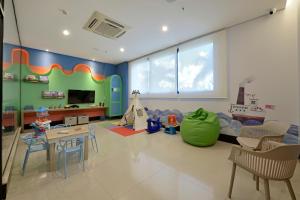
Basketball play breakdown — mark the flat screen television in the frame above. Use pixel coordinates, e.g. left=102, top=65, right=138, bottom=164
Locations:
left=68, top=90, right=95, bottom=104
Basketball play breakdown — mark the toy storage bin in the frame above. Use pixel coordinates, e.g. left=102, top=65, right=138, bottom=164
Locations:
left=78, top=115, right=89, bottom=125
left=64, top=116, right=77, bottom=126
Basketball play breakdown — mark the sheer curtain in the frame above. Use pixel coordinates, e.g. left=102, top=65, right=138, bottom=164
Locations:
left=129, top=30, right=227, bottom=98
left=129, top=58, right=150, bottom=94
left=177, top=30, right=227, bottom=98
left=129, top=49, right=177, bottom=97
left=148, top=50, right=176, bottom=94
left=178, top=42, right=214, bottom=93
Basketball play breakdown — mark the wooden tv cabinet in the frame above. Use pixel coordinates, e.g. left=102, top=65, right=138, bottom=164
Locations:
left=2, top=111, right=17, bottom=129
left=22, top=106, right=106, bottom=130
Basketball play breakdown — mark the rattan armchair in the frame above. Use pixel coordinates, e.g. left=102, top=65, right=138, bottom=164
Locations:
left=228, top=142, right=300, bottom=200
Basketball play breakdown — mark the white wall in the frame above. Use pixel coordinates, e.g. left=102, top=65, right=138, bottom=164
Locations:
left=139, top=0, right=300, bottom=125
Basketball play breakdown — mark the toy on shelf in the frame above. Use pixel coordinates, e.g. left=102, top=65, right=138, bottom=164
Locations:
left=3, top=72, right=15, bottom=81
left=39, top=76, right=49, bottom=83
left=35, top=106, right=51, bottom=129
left=98, top=102, right=105, bottom=107
left=42, top=91, right=65, bottom=99
left=24, top=75, right=49, bottom=84
left=24, top=75, right=39, bottom=82
left=4, top=105, right=16, bottom=111
left=24, top=105, right=34, bottom=111
left=146, top=117, right=161, bottom=134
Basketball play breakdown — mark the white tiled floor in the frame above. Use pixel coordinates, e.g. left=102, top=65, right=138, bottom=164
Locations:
left=6, top=122, right=300, bottom=200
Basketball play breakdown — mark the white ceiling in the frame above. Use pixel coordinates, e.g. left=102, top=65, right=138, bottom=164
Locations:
left=4, top=0, right=20, bottom=45
left=14, top=0, right=286, bottom=64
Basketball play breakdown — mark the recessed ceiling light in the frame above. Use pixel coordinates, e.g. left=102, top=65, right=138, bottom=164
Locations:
left=45, top=49, right=49, bottom=52
left=62, top=29, right=70, bottom=36
left=162, top=25, right=168, bottom=32
left=120, top=48, right=125, bottom=52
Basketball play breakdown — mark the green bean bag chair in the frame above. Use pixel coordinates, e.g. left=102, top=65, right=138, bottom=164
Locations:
left=181, top=108, right=220, bottom=147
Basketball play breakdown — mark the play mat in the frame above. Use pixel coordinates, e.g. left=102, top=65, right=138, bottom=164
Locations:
left=99, top=122, right=144, bottom=137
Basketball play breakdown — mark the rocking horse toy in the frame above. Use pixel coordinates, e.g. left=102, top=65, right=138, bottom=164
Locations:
left=146, top=117, right=161, bottom=134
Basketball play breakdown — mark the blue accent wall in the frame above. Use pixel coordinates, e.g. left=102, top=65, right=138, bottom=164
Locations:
left=3, top=43, right=20, bottom=61
left=116, top=62, right=129, bottom=113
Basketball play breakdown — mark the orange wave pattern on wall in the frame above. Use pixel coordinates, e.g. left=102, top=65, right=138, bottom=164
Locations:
left=3, top=48, right=105, bottom=81
left=3, top=62, right=10, bottom=71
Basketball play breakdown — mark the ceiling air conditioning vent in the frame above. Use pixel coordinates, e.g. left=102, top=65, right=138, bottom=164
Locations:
left=83, top=11, right=129, bottom=39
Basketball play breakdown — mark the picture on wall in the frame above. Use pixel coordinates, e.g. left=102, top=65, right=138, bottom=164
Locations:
left=217, top=76, right=279, bottom=138
left=228, top=77, right=267, bottom=125
left=42, top=91, right=65, bottom=99
left=39, top=76, right=49, bottom=83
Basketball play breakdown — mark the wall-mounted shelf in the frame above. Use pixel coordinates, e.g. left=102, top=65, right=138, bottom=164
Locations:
left=42, top=96, right=65, bottom=99
left=23, top=79, right=49, bottom=84
left=3, top=78, right=16, bottom=81
left=23, top=75, right=49, bottom=84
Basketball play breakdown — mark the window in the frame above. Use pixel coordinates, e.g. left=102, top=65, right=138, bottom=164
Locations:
left=129, top=30, right=227, bottom=98
left=129, top=49, right=177, bottom=97
left=149, top=51, right=176, bottom=94
left=178, top=43, right=214, bottom=93
left=129, top=59, right=149, bottom=94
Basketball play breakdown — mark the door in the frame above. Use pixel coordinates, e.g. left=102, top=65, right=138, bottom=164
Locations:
left=110, top=75, right=122, bottom=117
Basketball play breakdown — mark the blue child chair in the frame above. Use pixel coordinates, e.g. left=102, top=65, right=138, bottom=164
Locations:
left=21, top=123, right=48, bottom=175
left=57, top=136, right=85, bottom=179
left=88, top=124, right=99, bottom=152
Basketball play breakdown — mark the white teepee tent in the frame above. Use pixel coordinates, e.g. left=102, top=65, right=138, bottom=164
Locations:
left=120, top=90, right=148, bottom=130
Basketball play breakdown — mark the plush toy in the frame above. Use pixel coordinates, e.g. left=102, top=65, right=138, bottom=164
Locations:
left=31, top=122, right=46, bottom=137
left=36, top=106, right=49, bottom=122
